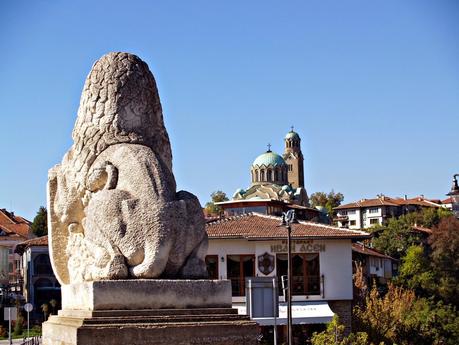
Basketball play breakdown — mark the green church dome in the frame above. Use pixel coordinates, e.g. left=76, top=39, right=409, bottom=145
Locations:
left=285, top=130, right=300, bottom=140
left=252, top=151, right=286, bottom=167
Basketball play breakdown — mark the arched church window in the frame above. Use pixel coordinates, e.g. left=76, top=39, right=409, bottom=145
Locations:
left=260, top=169, right=265, bottom=181
left=267, top=170, right=272, bottom=182
left=274, top=170, right=279, bottom=181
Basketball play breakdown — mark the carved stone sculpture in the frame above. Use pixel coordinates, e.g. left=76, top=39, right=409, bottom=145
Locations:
left=47, top=52, right=208, bottom=284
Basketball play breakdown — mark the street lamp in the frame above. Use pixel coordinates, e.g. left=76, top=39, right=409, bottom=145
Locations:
left=447, top=174, right=459, bottom=217
left=279, top=210, right=298, bottom=345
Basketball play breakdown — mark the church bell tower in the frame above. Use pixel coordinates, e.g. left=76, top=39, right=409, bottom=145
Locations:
left=283, top=127, right=304, bottom=189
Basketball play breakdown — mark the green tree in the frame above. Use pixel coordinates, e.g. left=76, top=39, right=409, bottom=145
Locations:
left=371, top=208, right=452, bottom=260
left=204, top=191, right=228, bottom=216
left=310, top=190, right=344, bottom=215
left=370, top=216, right=418, bottom=259
left=353, top=284, right=459, bottom=345
left=31, top=206, right=48, bottom=237
left=429, top=216, right=459, bottom=306
left=396, top=245, right=435, bottom=295
left=311, top=316, right=373, bottom=345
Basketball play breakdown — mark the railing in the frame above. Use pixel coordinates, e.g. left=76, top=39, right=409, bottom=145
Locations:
left=20, top=336, right=41, bottom=345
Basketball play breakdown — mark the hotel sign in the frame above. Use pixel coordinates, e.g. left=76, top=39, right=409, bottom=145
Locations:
left=270, top=240, right=325, bottom=253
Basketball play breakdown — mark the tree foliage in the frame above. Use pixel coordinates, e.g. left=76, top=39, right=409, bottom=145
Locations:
left=370, top=217, right=418, bottom=259
left=31, top=206, right=48, bottom=237
left=310, top=190, right=344, bottom=215
left=353, top=284, right=459, bottom=345
left=204, top=191, right=228, bottom=216
left=428, top=216, right=459, bottom=305
left=371, top=208, right=452, bottom=260
left=311, top=316, right=377, bottom=345
left=397, top=245, right=435, bottom=295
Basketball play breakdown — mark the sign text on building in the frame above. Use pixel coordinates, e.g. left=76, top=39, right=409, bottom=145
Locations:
left=270, top=241, right=326, bottom=253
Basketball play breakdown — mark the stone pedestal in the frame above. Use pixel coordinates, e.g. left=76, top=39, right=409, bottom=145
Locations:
left=43, top=280, right=258, bottom=345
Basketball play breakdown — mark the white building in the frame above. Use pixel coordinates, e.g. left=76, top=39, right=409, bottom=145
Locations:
left=352, top=243, right=396, bottom=283
left=205, top=212, right=369, bottom=338
left=334, top=195, right=442, bottom=230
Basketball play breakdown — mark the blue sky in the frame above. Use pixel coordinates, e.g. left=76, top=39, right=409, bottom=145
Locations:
left=1, top=1, right=458, bottom=220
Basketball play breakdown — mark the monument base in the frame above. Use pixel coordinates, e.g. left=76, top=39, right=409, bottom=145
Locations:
left=43, top=280, right=258, bottom=344
left=43, top=308, right=257, bottom=345
left=61, top=279, right=232, bottom=310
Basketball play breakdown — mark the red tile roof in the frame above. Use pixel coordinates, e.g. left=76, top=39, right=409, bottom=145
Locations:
left=335, top=196, right=441, bottom=210
left=441, top=197, right=453, bottom=204
left=335, top=197, right=400, bottom=209
left=352, top=243, right=395, bottom=260
left=206, top=213, right=370, bottom=240
left=0, top=209, right=31, bottom=239
left=14, top=235, right=48, bottom=255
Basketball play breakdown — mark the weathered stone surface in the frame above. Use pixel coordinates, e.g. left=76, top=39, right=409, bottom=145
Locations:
left=47, top=52, right=208, bottom=284
left=43, top=308, right=258, bottom=345
left=61, top=279, right=232, bottom=310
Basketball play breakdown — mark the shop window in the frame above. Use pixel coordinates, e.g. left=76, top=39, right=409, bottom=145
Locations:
left=226, top=255, right=255, bottom=296
left=205, top=255, right=219, bottom=280
left=276, top=253, right=320, bottom=295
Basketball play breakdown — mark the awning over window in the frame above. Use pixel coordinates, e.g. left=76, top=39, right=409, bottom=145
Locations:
left=234, top=301, right=335, bottom=326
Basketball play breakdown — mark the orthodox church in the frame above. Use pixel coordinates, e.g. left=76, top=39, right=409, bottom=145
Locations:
left=217, top=129, right=319, bottom=220
left=232, top=128, right=309, bottom=206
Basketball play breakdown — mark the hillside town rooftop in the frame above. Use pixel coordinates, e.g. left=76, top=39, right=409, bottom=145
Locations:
left=0, top=208, right=31, bottom=238
left=335, top=195, right=442, bottom=210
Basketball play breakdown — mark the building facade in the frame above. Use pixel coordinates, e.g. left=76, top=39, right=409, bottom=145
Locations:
left=205, top=213, right=370, bottom=339
left=334, top=195, right=442, bottom=230
left=352, top=242, right=396, bottom=284
left=15, top=236, right=61, bottom=320
left=0, top=208, right=32, bottom=295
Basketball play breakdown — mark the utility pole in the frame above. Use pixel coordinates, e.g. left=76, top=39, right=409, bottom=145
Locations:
left=279, top=210, right=298, bottom=345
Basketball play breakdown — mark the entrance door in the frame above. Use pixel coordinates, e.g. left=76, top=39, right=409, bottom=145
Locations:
left=227, top=255, right=255, bottom=296
left=276, top=253, right=321, bottom=295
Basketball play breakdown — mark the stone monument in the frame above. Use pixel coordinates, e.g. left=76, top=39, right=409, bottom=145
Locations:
left=43, top=52, right=257, bottom=345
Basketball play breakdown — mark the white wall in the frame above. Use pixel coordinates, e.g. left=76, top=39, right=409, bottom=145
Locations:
left=207, top=238, right=353, bottom=301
